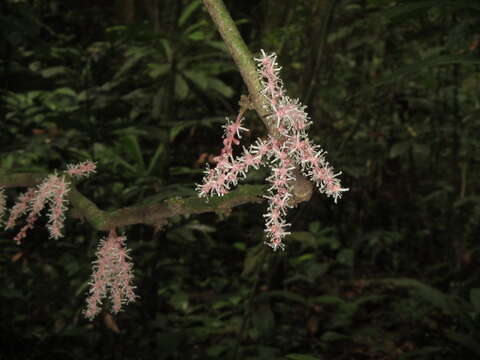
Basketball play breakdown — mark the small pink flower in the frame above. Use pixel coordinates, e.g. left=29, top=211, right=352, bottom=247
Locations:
left=5, top=187, right=36, bottom=230
left=84, top=230, right=137, bottom=320
left=197, top=50, right=348, bottom=250
left=66, top=161, right=97, bottom=178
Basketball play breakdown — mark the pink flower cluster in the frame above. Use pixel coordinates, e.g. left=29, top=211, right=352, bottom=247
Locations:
left=0, top=161, right=137, bottom=319
left=66, top=161, right=97, bottom=178
left=84, top=229, right=137, bottom=320
left=0, top=161, right=96, bottom=243
left=197, top=50, right=348, bottom=251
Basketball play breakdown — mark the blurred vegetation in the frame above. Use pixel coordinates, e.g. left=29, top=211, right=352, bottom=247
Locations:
left=1, top=0, right=480, bottom=359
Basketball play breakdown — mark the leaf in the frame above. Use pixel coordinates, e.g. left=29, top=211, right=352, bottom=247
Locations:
left=206, top=345, right=228, bottom=357
left=0, top=288, right=24, bottom=299
left=175, top=74, right=189, bottom=99
left=308, top=221, right=321, bottom=233
left=54, top=87, right=77, bottom=97
left=305, top=262, right=330, bottom=283
left=398, top=346, right=444, bottom=359
left=390, top=141, right=411, bottom=158
left=148, top=63, right=171, bottom=79
left=146, top=143, right=165, bottom=175
left=336, top=248, right=355, bottom=267
left=185, top=223, right=216, bottom=234
left=259, top=290, right=310, bottom=306
left=470, top=288, right=480, bottom=313
left=169, top=292, right=190, bottom=313
left=242, top=243, right=265, bottom=277
left=379, top=278, right=456, bottom=314
left=252, top=303, right=275, bottom=337
left=384, top=1, right=480, bottom=22
left=183, top=70, right=209, bottom=90
left=178, top=0, right=201, bottom=27
left=114, top=52, right=148, bottom=80
left=445, top=331, right=480, bottom=355
left=41, top=66, right=70, bottom=78
left=321, top=331, right=348, bottom=342
left=375, top=54, right=480, bottom=87
left=188, top=30, right=205, bottom=42
left=313, top=295, right=345, bottom=306
left=206, top=78, right=234, bottom=98
left=290, top=231, right=317, bottom=248
left=160, top=39, right=173, bottom=63
left=285, top=354, right=324, bottom=360
left=121, top=135, right=146, bottom=173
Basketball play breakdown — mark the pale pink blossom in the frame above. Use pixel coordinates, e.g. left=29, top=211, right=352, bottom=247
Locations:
left=198, top=50, right=348, bottom=250
left=3, top=161, right=96, bottom=243
left=84, top=230, right=137, bottom=320
left=5, top=187, right=36, bottom=230
left=66, top=161, right=97, bottom=178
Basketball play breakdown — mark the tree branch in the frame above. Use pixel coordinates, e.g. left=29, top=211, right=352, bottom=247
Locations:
left=202, top=0, right=273, bottom=132
left=202, top=0, right=314, bottom=204
left=0, top=171, right=265, bottom=231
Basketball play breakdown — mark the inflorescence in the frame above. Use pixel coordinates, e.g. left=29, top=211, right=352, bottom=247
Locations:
left=196, top=50, right=348, bottom=251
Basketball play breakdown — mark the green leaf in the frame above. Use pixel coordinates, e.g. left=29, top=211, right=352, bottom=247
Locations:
left=178, top=0, right=201, bottom=27
left=121, top=135, right=146, bottom=173
left=206, top=345, right=228, bottom=357
left=242, top=244, right=265, bottom=277
left=446, top=331, right=480, bottom=355
left=260, top=290, right=310, bottom=306
left=114, top=52, right=149, bottom=79
left=285, top=354, right=323, bottom=360
left=183, top=70, right=209, bottom=90
left=146, top=143, right=165, bottom=175
left=384, top=1, right=480, bottom=22
left=169, top=292, right=190, bottom=313
left=252, top=304, right=275, bottom=337
left=312, top=295, right=345, bottom=306
left=290, top=231, right=317, bottom=248
left=390, top=141, right=411, bottom=158
left=188, top=30, right=205, bottom=41
left=376, top=54, right=480, bottom=87
left=470, top=288, right=480, bottom=313
left=41, top=66, right=70, bottom=78
left=336, top=248, right=355, bottom=267
left=53, top=87, right=77, bottom=97
left=175, top=74, right=189, bottom=99
left=0, top=288, right=24, bottom=299
left=305, top=262, right=330, bottom=283
left=379, top=278, right=456, bottom=314
left=308, top=221, right=321, bottom=233
left=206, top=78, right=234, bottom=97
left=321, top=331, right=348, bottom=342
left=160, top=39, right=173, bottom=63
left=148, top=63, right=171, bottom=79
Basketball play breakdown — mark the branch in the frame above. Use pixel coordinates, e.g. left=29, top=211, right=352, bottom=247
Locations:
left=202, top=0, right=272, bottom=132
left=0, top=171, right=265, bottom=231
left=202, top=0, right=314, bottom=203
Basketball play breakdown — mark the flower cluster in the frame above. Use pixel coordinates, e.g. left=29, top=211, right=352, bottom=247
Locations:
left=197, top=50, right=348, bottom=250
left=84, top=229, right=137, bottom=320
left=66, top=161, right=97, bottom=178
left=1, top=161, right=96, bottom=243
left=0, top=161, right=137, bottom=319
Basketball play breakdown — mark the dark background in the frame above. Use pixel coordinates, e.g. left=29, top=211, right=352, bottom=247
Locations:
left=1, top=0, right=480, bottom=359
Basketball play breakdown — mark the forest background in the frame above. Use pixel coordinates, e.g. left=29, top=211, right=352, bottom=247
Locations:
left=1, top=0, right=480, bottom=359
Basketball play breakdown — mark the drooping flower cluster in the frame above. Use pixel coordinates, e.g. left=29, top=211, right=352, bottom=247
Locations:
left=197, top=50, right=348, bottom=250
left=1, top=161, right=96, bottom=243
left=84, top=229, right=137, bottom=320
left=66, top=161, right=97, bottom=178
